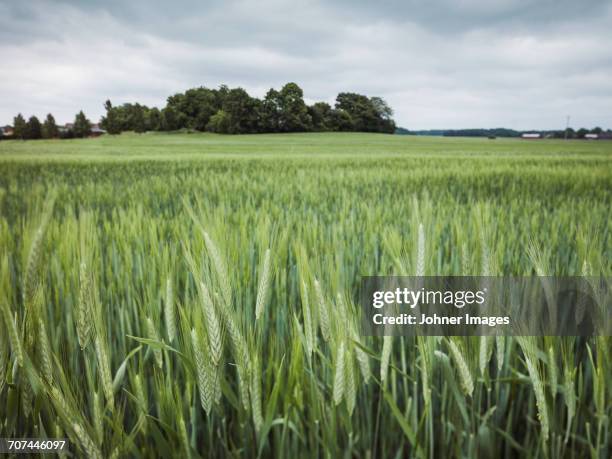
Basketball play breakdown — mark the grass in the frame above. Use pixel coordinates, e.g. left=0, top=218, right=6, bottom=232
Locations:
left=0, top=132, right=610, bottom=458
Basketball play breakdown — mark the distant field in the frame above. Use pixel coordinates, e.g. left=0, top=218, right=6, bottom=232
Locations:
left=0, top=133, right=610, bottom=458
left=2, top=131, right=612, bottom=159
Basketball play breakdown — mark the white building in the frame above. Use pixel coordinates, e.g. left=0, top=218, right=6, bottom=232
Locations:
left=521, top=133, right=541, bottom=139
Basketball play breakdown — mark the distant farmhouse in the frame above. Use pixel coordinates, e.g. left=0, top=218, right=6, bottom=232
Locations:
left=585, top=133, right=598, bottom=140
left=521, top=133, right=541, bottom=139
left=58, top=123, right=74, bottom=134
left=91, top=123, right=106, bottom=136
left=1, top=125, right=14, bottom=137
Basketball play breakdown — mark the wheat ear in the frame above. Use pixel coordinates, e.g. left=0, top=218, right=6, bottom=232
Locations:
left=0, top=331, right=8, bottom=393
left=250, top=355, right=264, bottom=432
left=77, top=262, right=93, bottom=350
left=333, top=340, right=346, bottom=405
left=416, top=223, right=425, bottom=276
left=344, top=347, right=356, bottom=414
left=1, top=302, right=23, bottom=366
left=146, top=317, right=163, bottom=369
left=314, top=279, right=331, bottom=342
left=72, top=423, right=102, bottom=459
left=199, top=282, right=222, bottom=366
left=448, top=339, right=474, bottom=396
left=38, top=318, right=53, bottom=384
left=301, top=280, right=314, bottom=356
left=95, top=335, right=114, bottom=409
left=203, top=231, right=232, bottom=309
left=164, top=276, right=176, bottom=342
left=191, top=329, right=215, bottom=414
left=380, top=335, right=392, bottom=385
left=255, top=248, right=271, bottom=320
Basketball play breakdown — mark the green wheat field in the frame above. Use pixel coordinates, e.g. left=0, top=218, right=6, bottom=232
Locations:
left=0, top=132, right=611, bottom=458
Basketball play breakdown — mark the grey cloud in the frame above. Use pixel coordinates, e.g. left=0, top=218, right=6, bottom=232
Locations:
left=0, top=0, right=611, bottom=129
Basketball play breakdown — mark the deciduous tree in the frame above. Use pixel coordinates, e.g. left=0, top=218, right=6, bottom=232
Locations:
left=73, top=110, right=92, bottom=138
left=26, top=116, right=42, bottom=139
left=13, top=113, right=26, bottom=140
left=42, top=113, right=59, bottom=138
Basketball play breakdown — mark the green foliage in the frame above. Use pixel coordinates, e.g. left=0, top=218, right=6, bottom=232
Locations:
left=205, top=109, right=231, bottom=133
left=103, top=83, right=394, bottom=135
left=0, top=133, right=610, bottom=458
left=335, top=92, right=395, bottom=133
left=25, top=116, right=42, bottom=140
left=101, top=100, right=122, bottom=135
left=13, top=113, right=26, bottom=140
left=220, top=87, right=260, bottom=134
left=73, top=110, right=92, bottom=138
left=277, top=82, right=312, bottom=132
left=42, top=114, right=59, bottom=139
left=161, top=106, right=180, bottom=131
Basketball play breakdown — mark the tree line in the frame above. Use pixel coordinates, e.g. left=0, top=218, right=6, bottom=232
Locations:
left=397, top=126, right=612, bottom=139
left=7, top=111, right=92, bottom=140
left=101, top=82, right=396, bottom=134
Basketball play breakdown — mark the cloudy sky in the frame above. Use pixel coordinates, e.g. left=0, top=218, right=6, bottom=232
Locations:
left=1, top=0, right=611, bottom=130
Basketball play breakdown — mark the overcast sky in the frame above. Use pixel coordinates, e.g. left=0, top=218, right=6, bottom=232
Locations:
left=1, top=0, right=611, bottom=130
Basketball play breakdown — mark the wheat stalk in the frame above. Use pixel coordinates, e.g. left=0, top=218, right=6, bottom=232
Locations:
left=417, top=336, right=433, bottom=406
left=344, top=348, right=356, bottom=414
left=92, top=391, right=104, bottom=444
left=416, top=223, right=425, bottom=276
left=333, top=340, right=346, bottom=405
left=23, top=226, right=44, bottom=316
left=133, top=374, right=147, bottom=411
left=191, top=329, right=215, bottom=414
left=164, top=276, right=176, bottom=342
left=517, top=337, right=549, bottom=442
left=255, top=248, right=271, bottom=320
left=380, top=335, right=392, bottom=385
left=448, top=339, right=474, bottom=396
left=95, top=335, right=114, bottom=409
left=479, top=336, right=492, bottom=378
left=214, top=297, right=249, bottom=409
left=352, top=331, right=370, bottom=383
left=38, top=318, right=53, bottom=384
left=496, top=336, right=505, bottom=372
left=203, top=231, right=232, bottom=309
left=48, top=386, right=72, bottom=422
left=0, top=331, right=7, bottom=393
left=133, top=374, right=148, bottom=433
left=72, top=423, right=102, bottom=459
left=22, top=193, right=55, bottom=350
left=199, top=281, right=222, bottom=366
left=250, top=355, right=263, bottom=432
left=301, top=280, right=314, bottom=356
left=77, top=262, right=93, bottom=350
left=548, top=345, right=558, bottom=395
left=1, top=302, right=23, bottom=366
left=178, top=416, right=191, bottom=459
left=314, top=279, right=331, bottom=342
left=21, top=375, right=34, bottom=418
left=146, top=317, right=163, bottom=369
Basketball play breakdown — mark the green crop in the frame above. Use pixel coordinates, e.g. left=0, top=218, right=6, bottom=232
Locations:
left=0, top=132, right=610, bottom=458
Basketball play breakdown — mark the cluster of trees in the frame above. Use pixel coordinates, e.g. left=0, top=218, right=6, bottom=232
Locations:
left=11, top=113, right=59, bottom=140
left=101, top=83, right=395, bottom=135
left=555, top=126, right=610, bottom=139
left=8, top=111, right=92, bottom=140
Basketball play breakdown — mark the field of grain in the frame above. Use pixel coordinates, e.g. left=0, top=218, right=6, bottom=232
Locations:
left=0, top=132, right=610, bottom=458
